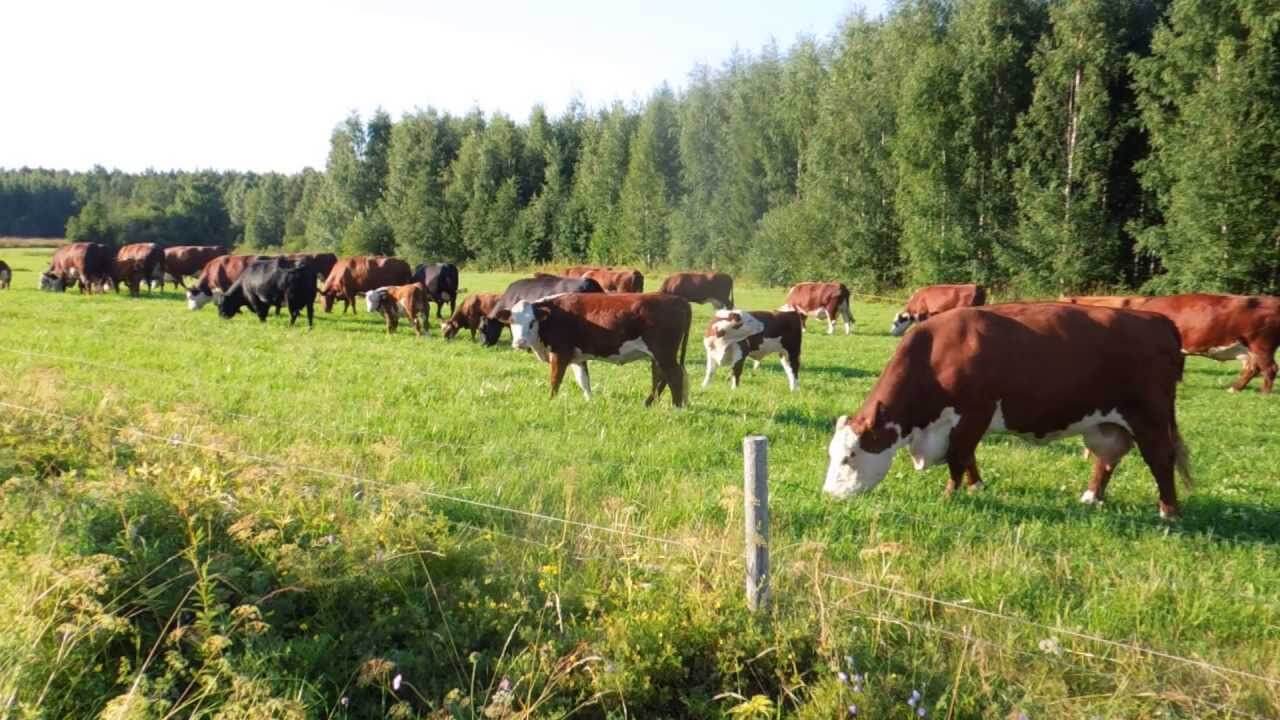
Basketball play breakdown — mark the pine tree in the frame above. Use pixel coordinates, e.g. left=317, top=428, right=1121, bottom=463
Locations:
left=619, top=88, right=680, bottom=266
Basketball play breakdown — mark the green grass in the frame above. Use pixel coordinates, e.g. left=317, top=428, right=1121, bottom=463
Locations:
left=1, top=246, right=1278, bottom=718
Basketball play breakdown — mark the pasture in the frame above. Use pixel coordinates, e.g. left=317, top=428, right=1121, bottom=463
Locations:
left=2, top=246, right=1279, bottom=718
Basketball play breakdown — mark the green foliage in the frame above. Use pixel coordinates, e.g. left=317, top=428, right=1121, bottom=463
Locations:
left=244, top=174, right=288, bottom=249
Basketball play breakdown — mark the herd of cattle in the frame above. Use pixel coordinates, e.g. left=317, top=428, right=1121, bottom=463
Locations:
left=17, top=241, right=1280, bottom=518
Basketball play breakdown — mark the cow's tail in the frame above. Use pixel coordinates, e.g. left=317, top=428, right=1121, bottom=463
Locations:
left=678, top=310, right=692, bottom=404
left=1173, top=424, right=1193, bottom=492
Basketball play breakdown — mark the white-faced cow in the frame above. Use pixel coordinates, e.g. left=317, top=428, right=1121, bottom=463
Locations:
left=659, top=272, right=734, bottom=309
left=214, top=258, right=317, bottom=327
left=1062, top=293, right=1280, bottom=394
left=702, top=310, right=803, bottom=391
left=366, top=284, right=429, bottom=336
left=41, top=242, right=114, bottom=293
left=890, top=283, right=986, bottom=336
left=508, top=293, right=692, bottom=407
left=479, top=274, right=605, bottom=346
left=824, top=303, right=1191, bottom=518
left=188, top=255, right=269, bottom=310
left=780, top=282, right=853, bottom=335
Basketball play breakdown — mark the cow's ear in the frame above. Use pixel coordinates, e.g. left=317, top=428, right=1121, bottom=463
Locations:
left=835, top=415, right=849, bottom=430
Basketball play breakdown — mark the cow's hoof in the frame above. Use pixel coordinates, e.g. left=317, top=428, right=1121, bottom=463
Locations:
left=966, top=481, right=984, bottom=494
left=1158, top=506, right=1180, bottom=521
left=1080, top=489, right=1100, bottom=505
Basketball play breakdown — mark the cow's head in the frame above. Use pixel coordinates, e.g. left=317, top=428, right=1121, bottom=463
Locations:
left=213, top=291, right=242, bottom=319
left=889, top=312, right=917, bottom=337
left=479, top=312, right=509, bottom=347
left=509, top=301, right=550, bottom=355
left=709, top=309, right=763, bottom=342
left=824, top=402, right=903, bottom=498
left=322, top=292, right=336, bottom=313
left=187, top=288, right=213, bottom=310
left=365, top=288, right=388, bottom=313
left=39, top=272, right=65, bottom=292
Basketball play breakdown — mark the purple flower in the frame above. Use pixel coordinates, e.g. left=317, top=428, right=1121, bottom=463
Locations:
left=392, top=673, right=402, bottom=691
left=498, top=677, right=511, bottom=692
left=847, top=703, right=858, bottom=716
left=917, top=708, right=927, bottom=718
left=908, top=697, right=918, bottom=708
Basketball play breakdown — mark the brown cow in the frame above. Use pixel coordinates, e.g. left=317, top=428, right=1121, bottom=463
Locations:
left=780, top=282, right=854, bottom=335
left=154, top=245, right=227, bottom=290
left=41, top=242, right=114, bottom=293
left=112, top=243, right=165, bottom=296
left=702, top=310, right=803, bottom=391
left=441, top=292, right=501, bottom=340
left=824, top=303, right=1191, bottom=518
left=583, top=267, right=644, bottom=293
left=365, top=284, right=429, bottom=336
left=891, top=283, right=986, bottom=336
left=284, top=252, right=339, bottom=284
left=0, top=259, right=10, bottom=289
left=1063, top=293, right=1280, bottom=393
left=508, top=292, right=692, bottom=407
left=320, top=256, right=414, bottom=314
left=659, top=272, right=734, bottom=309
left=187, top=255, right=268, bottom=310
left=561, top=265, right=602, bottom=278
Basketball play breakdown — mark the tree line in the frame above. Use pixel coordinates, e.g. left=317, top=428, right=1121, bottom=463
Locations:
left=2, top=0, right=1276, bottom=294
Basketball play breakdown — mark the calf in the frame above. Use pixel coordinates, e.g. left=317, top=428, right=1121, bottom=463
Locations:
left=442, top=292, right=501, bottom=341
left=0, top=259, right=10, bottom=289
left=41, top=242, right=114, bottom=293
left=480, top=274, right=606, bottom=346
left=659, top=271, right=734, bottom=309
left=412, top=262, right=460, bottom=318
left=508, top=292, right=692, bottom=407
left=214, top=258, right=317, bottom=327
left=112, top=243, right=165, bottom=296
left=366, top=284, right=429, bottom=336
left=702, top=310, right=803, bottom=391
left=891, top=283, right=986, bottom=336
left=583, top=267, right=644, bottom=293
left=1062, top=293, right=1280, bottom=394
left=824, top=303, right=1191, bottom=518
left=320, top=256, right=413, bottom=314
left=780, top=282, right=853, bottom=335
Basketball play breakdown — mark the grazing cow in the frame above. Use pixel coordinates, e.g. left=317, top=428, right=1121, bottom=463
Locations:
left=112, top=243, right=165, bottom=296
left=284, top=253, right=339, bottom=284
left=214, top=258, right=317, bottom=327
left=320, top=256, right=413, bottom=314
left=659, top=272, right=734, bottom=309
left=154, top=245, right=227, bottom=290
left=366, top=284, right=429, bottom=336
left=0, top=259, right=10, bottom=289
left=561, top=265, right=601, bottom=278
left=188, top=255, right=269, bottom=310
left=780, top=282, right=854, bottom=335
left=442, top=292, right=501, bottom=341
left=891, top=283, right=986, bottom=336
left=41, top=242, right=114, bottom=293
left=412, top=262, right=461, bottom=318
left=480, top=275, right=606, bottom=346
left=824, top=303, right=1191, bottom=518
left=508, top=292, right=692, bottom=407
left=1063, top=293, right=1280, bottom=393
left=702, top=310, right=803, bottom=391
left=583, top=267, right=644, bottom=293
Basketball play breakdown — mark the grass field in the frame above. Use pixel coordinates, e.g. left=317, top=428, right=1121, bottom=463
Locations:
left=2, top=246, right=1279, bottom=718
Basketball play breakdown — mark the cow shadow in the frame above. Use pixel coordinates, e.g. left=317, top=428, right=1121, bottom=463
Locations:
left=803, top=364, right=874, bottom=380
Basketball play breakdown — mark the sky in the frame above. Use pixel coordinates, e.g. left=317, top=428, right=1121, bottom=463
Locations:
left=2, top=0, right=887, bottom=174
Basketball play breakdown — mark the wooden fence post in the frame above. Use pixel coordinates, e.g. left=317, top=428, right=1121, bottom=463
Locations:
left=743, top=435, right=770, bottom=612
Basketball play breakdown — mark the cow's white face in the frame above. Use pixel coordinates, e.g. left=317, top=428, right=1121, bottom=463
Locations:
left=710, top=309, right=764, bottom=342
left=187, top=290, right=212, bottom=310
left=824, top=415, right=898, bottom=498
left=509, top=301, right=540, bottom=350
left=889, top=313, right=913, bottom=337
left=365, top=289, right=386, bottom=313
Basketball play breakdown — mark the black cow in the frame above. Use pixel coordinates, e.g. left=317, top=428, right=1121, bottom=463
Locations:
left=480, top=274, right=605, bottom=346
left=412, top=262, right=461, bottom=319
left=214, top=258, right=318, bottom=327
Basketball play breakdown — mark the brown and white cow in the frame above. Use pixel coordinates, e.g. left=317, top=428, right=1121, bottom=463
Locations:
left=188, top=255, right=268, bottom=310
left=320, top=256, right=414, bottom=314
left=1062, top=293, right=1280, bottom=394
left=702, top=310, right=803, bottom=391
left=780, top=282, right=853, bottom=335
left=659, top=272, right=734, bottom=309
left=508, top=293, right=692, bottom=407
left=365, top=284, right=429, bottom=336
left=112, top=243, right=165, bottom=296
left=155, top=245, right=227, bottom=290
left=890, top=283, right=986, bottom=336
left=41, top=242, right=114, bottom=293
left=0, top=259, right=10, bottom=289
left=441, top=292, right=501, bottom=340
left=824, top=303, right=1191, bottom=518
left=583, top=267, right=644, bottom=293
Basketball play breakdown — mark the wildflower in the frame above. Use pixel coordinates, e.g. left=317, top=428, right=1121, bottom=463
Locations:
left=392, top=673, right=402, bottom=691
left=498, top=677, right=511, bottom=692
left=918, top=708, right=927, bottom=718
left=1038, top=637, right=1062, bottom=656
left=847, top=703, right=858, bottom=716
left=837, top=671, right=849, bottom=684
left=908, top=689, right=922, bottom=708
left=340, top=697, right=349, bottom=707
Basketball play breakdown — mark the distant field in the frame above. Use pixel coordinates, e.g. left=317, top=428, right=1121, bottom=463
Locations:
left=0, top=236, right=66, bottom=248
left=1, top=246, right=1278, bottom=718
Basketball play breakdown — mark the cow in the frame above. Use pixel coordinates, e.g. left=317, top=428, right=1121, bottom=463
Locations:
left=187, top=255, right=269, bottom=310
left=213, top=258, right=317, bottom=327
left=441, top=292, right=501, bottom=341
left=41, top=242, right=114, bottom=293
left=584, top=267, right=644, bottom=293
left=890, top=283, right=987, bottom=336
left=320, top=256, right=413, bottom=314
left=1062, top=293, right=1280, bottom=394
left=111, top=243, right=165, bottom=296
left=154, top=245, right=227, bottom=290
left=823, top=303, right=1191, bottom=518
left=0, top=259, right=10, bottom=289
left=284, top=252, right=339, bottom=285
left=780, top=282, right=854, bottom=335
left=659, top=272, right=734, bottom=309
left=508, top=292, right=692, bottom=407
left=561, top=265, right=602, bottom=278
left=365, top=284, right=429, bottom=336
left=412, top=262, right=461, bottom=318
left=702, top=310, right=803, bottom=391
left=480, top=274, right=606, bottom=346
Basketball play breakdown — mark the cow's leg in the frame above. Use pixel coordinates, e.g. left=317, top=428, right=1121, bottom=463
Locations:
left=780, top=351, right=798, bottom=391
left=702, top=345, right=717, bottom=388
left=306, top=302, right=314, bottom=329
left=1129, top=416, right=1180, bottom=519
left=1080, top=423, right=1133, bottom=504
left=570, top=362, right=592, bottom=400
left=825, top=307, right=836, bottom=335
left=840, top=300, right=854, bottom=335
left=666, top=359, right=687, bottom=408
left=943, top=411, right=992, bottom=495
left=1246, top=343, right=1277, bottom=394
left=386, top=312, right=398, bottom=334
left=963, top=461, right=984, bottom=492
left=547, top=352, right=571, bottom=398
left=1229, top=353, right=1260, bottom=393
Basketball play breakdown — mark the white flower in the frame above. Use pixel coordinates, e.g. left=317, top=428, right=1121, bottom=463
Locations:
left=837, top=671, right=849, bottom=684
left=392, top=673, right=402, bottom=691
left=340, top=696, right=349, bottom=707
left=1038, top=637, right=1062, bottom=656
left=498, top=677, right=511, bottom=692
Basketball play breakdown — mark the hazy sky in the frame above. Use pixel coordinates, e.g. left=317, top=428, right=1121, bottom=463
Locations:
left=2, top=0, right=887, bottom=174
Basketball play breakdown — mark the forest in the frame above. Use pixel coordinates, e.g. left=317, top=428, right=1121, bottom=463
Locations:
left=1, top=0, right=1276, bottom=294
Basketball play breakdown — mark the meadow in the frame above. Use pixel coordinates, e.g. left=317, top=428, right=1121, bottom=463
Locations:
left=1, top=246, right=1278, bottom=719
